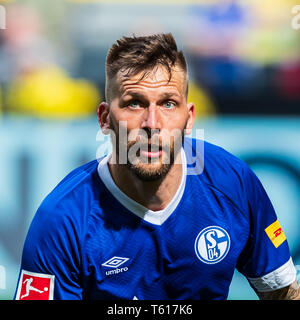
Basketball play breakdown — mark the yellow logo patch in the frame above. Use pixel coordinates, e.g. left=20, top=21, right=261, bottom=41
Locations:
left=265, top=220, right=286, bottom=248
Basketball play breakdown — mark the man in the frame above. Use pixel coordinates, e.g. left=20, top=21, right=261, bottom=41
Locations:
left=15, top=33, right=299, bottom=300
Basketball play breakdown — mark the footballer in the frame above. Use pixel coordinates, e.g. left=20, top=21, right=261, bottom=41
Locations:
left=15, top=33, right=299, bottom=300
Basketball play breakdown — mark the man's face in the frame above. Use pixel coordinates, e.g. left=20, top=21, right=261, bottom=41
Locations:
left=99, top=65, right=195, bottom=181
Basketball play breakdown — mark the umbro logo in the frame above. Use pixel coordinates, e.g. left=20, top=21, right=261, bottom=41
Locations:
left=102, top=256, right=129, bottom=268
left=102, top=256, right=129, bottom=276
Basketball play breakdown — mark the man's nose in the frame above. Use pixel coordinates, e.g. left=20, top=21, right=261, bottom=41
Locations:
left=142, top=104, right=161, bottom=130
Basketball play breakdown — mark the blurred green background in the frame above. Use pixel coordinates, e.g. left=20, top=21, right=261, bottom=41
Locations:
left=0, top=0, right=300, bottom=300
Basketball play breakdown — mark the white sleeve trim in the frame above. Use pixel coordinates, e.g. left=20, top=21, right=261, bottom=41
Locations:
left=247, top=257, right=297, bottom=292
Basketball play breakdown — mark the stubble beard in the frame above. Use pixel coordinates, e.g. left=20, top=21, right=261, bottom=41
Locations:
left=110, top=121, right=186, bottom=182
left=126, top=140, right=177, bottom=182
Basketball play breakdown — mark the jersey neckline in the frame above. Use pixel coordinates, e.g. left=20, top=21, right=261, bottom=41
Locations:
left=97, top=148, right=187, bottom=226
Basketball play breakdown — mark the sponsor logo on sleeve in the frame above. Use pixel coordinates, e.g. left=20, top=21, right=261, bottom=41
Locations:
left=15, top=270, right=55, bottom=300
left=265, top=220, right=287, bottom=248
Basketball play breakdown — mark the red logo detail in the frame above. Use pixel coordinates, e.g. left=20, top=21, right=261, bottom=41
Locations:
left=16, top=270, right=54, bottom=300
left=273, top=228, right=282, bottom=238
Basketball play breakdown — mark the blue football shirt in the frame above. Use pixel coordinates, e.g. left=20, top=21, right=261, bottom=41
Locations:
left=15, top=138, right=296, bottom=300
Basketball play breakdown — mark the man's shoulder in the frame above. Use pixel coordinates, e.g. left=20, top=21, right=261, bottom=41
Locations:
left=34, top=159, right=104, bottom=225
left=22, top=160, right=105, bottom=273
left=47, top=159, right=99, bottom=200
left=184, top=137, right=254, bottom=214
left=184, top=137, right=248, bottom=173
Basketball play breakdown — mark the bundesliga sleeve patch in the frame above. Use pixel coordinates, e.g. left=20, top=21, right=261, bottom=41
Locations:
left=265, top=220, right=286, bottom=248
left=15, top=270, right=55, bottom=300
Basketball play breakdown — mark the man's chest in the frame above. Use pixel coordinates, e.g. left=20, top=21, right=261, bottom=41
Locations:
left=84, top=193, right=249, bottom=299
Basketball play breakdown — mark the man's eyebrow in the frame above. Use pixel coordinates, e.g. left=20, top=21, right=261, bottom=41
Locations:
left=160, top=92, right=181, bottom=99
left=121, top=91, right=146, bottom=100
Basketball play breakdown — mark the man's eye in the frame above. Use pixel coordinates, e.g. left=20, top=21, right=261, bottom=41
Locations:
left=128, top=101, right=141, bottom=109
left=163, top=101, right=176, bottom=109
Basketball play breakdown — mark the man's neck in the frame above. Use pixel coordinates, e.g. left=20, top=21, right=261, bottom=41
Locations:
left=108, top=153, right=183, bottom=211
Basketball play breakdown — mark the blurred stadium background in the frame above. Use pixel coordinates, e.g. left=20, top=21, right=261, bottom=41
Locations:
left=0, top=0, right=300, bottom=300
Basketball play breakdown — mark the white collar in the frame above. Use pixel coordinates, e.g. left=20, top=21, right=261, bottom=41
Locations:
left=97, top=148, right=187, bottom=226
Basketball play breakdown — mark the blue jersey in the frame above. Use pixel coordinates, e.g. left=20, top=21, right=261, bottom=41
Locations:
left=15, top=138, right=296, bottom=300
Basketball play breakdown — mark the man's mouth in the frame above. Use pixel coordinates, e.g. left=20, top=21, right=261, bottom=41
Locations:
left=140, top=150, right=162, bottom=158
left=140, top=144, right=162, bottom=158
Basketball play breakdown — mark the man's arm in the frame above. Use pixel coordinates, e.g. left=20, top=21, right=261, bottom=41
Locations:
left=256, top=280, right=300, bottom=300
left=15, top=201, right=84, bottom=300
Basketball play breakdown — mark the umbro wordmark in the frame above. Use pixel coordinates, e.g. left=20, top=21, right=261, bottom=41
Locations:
left=101, top=256, right=130, bottom=276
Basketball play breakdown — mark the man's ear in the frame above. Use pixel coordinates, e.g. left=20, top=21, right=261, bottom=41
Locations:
left=97, top=102, right=110, bottom=135
left=185, top=102, right=195, bottom=136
